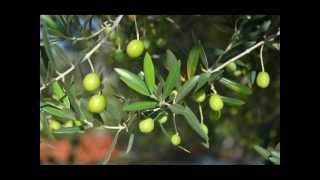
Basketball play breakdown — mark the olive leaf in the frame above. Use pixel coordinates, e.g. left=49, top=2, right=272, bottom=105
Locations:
left=52, top=81, right=70, bottom=109
left=187, top=46, right=200, bottom=79
left=163, top=49, right=178, bottom=72
left=220, top=96, right=245, bottom=106
left=143, top=52, right=156, bottom=94
left=175, top=75, right=200, bottom=103
left=253, top=145, right=271, bottom=159
left=114, top=68, right=150, bottom=96
left=125, top=133, right=135, bottom=154
left=194, top=72, right=211, bottom=93
left=169, top=104, right=208, bottom=141
left=41, top=106, right=76, bottom=121
left=123, top=101, right=159, bottom=112
left=162, top=60, right=181, bottom=99
left=198, top=40, right=209, bottom=69
left=219, top=77, right=252, bottom=95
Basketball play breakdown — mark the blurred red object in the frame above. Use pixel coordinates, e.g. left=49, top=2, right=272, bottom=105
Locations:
left=40, top=131, right=120, bottom=164
left=50, top=139, right=72, bottom=163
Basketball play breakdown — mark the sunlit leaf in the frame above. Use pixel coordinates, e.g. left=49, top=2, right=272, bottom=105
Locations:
left=114, top=68, right=150, bottom=96
left=220, top=96, right=245, bottom=106
left=52, top=81, right=70, bottom=109
left=219, top=77, right=252, bottom=95
left=163, top=49, right=178, bottom=71
left=187, top=46, right=200, bottom=79
left=253, top=145, right=271, bottom=159
left=269, top=157, right=280, bottom=165
left=162, top=60, right=181, bottom=99
left=143, top=52, right=156, bottom=94
left=41, top=106, right=76, bottom=121
left=123, top=101, right=159, bottom=112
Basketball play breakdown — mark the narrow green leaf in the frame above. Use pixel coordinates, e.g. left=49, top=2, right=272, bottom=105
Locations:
left=198, top=41, right=209, bottom=69
left=269, top=157, right=280, bottom=165
left=187, top=46, right=200, bottom=79
left=270, top=150, right=280, bottom=159
left=40, top=17, right=55, bottom=64
left=164, top=49, right=178, bottom=71
left=253, top=145, right=271, bottom=159
left=220, top=96, right=245, bottom=106
left=123, top=101, right=158, bottom=112
left=195, top=72, right=211, bottom=92
left=176, top=75, right=200, bottom=103
left=64, top=83, right=82, bottom=120
left=41, top=106, right=75, bottom=120
left=143, top=52, right=156, bottom=94
left=52, top=81, right=70, bottom=109
left=163, top=60, right=181, bottom=99
left=208, top=70, right=224, bottom=84
left=219, top=77, right=252, bottom=95
left=114, top=68, right=150, bottom=96
left=169, top=104, right=208, bottom=141
left=40, top=98, right=64, bottom=109
left=249, top=70, right=257, bottom=88
left=53, top=127, right=83, bottom=135
left=102, top=129, right=121, bottom=165
left=125, top=133, right=135, bottom=154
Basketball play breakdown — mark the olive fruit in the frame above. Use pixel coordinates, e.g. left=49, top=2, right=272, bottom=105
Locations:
left=193, top=89, right=206, bottom=103
left=226, top=62, right=237, bottom=72
left=171, top=133, right=181, bottom=146
left=158, top=115, right=168, bottom=124
left=87, top=95, right=106, bottom=113
left=82, top=73, right=100, bottom=92
left=209, top=94, right=224, bottom=111
left=63, top=120, right=73, bottom=128
left=49, top=119, right=61, bottom=130
left=200, top=123, right=208, bottom=135
left=156, top=38, right=166, bottom=48
left=138, top=118, right=154, bottom=133
left=256, top=71, right=270, bottom=88
left=74, top=120, right=82, bottom=126
left=126, top=39, right=144, bottom=58
left=114, top=49, right=126, bottom=62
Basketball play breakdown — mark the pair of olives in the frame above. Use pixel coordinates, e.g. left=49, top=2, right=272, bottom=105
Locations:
left=48, top=119, right=82, bottom=130
left=82, top=73, right=106, bottom=113
left=192, top=89, right=224, bottom=112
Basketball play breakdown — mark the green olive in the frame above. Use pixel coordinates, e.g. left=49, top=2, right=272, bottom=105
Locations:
left=63, top=120, right=73, bottom=128
left=87, top=95, right=107, bottom=113
left=209, top=94, right=224, bottom=111
left=139, top=118, right=154, bottom=133
left=49, top=119, right=61, bottom=130
left=193, top=89, right=206, bottom=103
left=256, top=71, right=270, bottom=88
left=126, top=39, right=145, bottom=58
left=171, top=133, right=181, bottom=146
left=226, top=62, right=237, bottom=72
left=82, top=73, right=101, bottom=92
left=158, top=115, right=168, bottom=124
left=114, top=49, right=126, bottom=62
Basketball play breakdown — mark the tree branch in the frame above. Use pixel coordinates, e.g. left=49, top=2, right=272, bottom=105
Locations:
left=40, top=15, right=124, bottom=93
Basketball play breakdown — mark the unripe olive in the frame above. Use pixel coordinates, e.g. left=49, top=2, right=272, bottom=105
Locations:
left=114, top=49, right=126, bottom=62
left=126, top=39, right=144, bottom=58
left=171, top=133, right=181, bottom=146
left=209, top=94, right=224, bottom=111
left=139, top=118, right=154, bottom=133
left=74, top=120, right=82, bottom=126
left=82, top=73, right=101, bottom=92
left=49, top=119, right=61, bottom=130
left=226, top=62, right=237, bottom=72
left=63, top=120, right=73, bottom=128
left=256, top=71, right=270, bottom=88
left=87, top=95, right=107, bottom=113
left=158, top=115, right=168, bottom=124
left=193, top=89, right=206, bottom=103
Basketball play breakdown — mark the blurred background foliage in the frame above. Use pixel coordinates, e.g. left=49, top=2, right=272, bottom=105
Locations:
left=40, top=15, right=280, bottom=165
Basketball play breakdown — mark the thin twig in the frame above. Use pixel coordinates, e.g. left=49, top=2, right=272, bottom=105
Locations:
left=102, top=124, right=126, bottom=130
left=260, top=44, right=265, bottom=72
left=134, top=15, right=139, bottom=40
left=198, top=104, right=204, bottom=124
